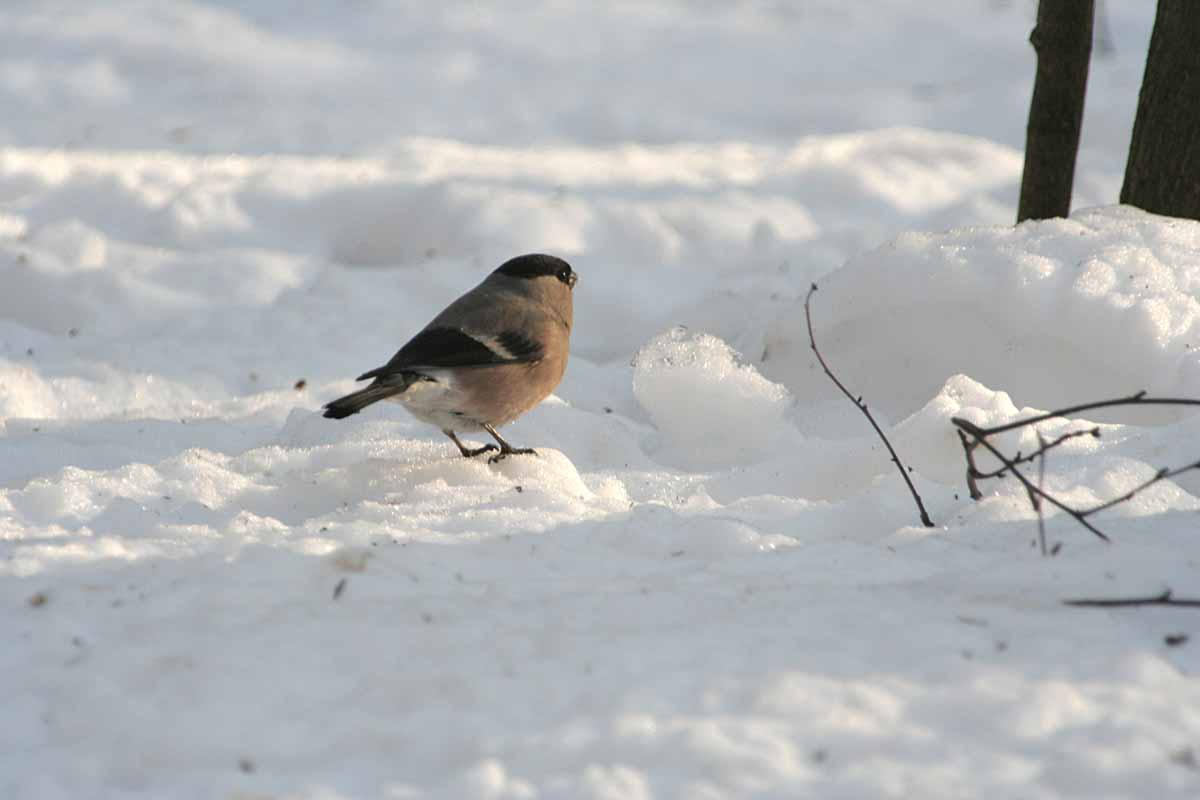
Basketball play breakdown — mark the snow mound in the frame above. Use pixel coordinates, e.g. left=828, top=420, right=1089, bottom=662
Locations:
left=633, top=327, right=795, bottom=467
left=0, top=130, right=1024, bottom=366
left=2, top=435, right=627, bottom=580
left=760, top=206, right=1200, bottom=424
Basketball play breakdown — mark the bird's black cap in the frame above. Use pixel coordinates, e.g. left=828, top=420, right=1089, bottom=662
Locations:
left=495, top=253, right=576, bottom=286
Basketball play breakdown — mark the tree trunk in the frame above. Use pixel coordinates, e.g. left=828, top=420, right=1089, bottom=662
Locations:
left=1017, top=1, right=1095, bottom=223
left=1119, top=0, right=1200, bottom=220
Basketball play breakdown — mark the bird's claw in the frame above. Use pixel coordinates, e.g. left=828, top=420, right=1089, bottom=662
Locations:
left=462, top=443, right=500, bottom=458
left=488, top=447, right=537, bottom=465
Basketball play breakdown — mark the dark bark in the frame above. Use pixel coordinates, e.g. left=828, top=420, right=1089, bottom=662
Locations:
left=1017, top=1, right=1095, bottom=223
left=1120, top=0, right=1200, bottom=220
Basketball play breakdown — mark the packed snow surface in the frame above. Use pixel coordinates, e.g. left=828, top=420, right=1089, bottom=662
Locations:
left=3, top=2, right=1199, bottom=799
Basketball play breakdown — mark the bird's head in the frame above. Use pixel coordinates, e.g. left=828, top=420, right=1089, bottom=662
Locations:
left=491, top=253, right=577, bottom=331
left=494, top=253, right=577, bottom=289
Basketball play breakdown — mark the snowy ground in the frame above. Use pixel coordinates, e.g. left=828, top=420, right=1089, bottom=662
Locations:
left=4, top=2, right=1200, bottom=798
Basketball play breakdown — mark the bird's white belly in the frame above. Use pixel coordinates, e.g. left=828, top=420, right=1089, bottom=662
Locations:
left=389, top=375, right=485, bottom=432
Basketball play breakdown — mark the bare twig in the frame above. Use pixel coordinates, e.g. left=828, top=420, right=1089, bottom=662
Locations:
left=1063, top=589, right=1200, bottom=608
left=957, top=429, right=984, bottom=500
left=805, top=284, right=934, bottom=527
left=954, top=418, right=1110, bottom=542
left=1035, top=431, right=1048, bottom=557
left=968, top=427, right=1099, bottom=479
left=1076, top=460, right=1200, bottom=516
left=966, top=391, right=1200, bottom=437
left=953, top=394, right=1200, bottom=548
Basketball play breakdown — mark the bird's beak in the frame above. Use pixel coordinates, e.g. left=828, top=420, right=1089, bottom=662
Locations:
left=567, top=272, right=578, bottom=288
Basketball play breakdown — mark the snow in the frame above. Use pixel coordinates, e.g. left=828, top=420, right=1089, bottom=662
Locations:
left=633, top=327, right=794, bottom=468
left=3, top=2, right=1199, bottom=798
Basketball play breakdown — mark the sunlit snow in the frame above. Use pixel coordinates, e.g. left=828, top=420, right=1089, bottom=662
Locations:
left=3, top=2, right=1198, bottom=799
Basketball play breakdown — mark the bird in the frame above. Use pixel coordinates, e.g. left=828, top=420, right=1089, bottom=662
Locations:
left=322, top=253, right=577, bottom=463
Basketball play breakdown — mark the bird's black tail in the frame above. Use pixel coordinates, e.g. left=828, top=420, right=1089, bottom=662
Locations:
left=322, top=384, right=405, bottom=419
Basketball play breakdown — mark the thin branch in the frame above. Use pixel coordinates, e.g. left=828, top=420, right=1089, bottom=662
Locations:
left=957, top=429, right=983, bottom=501
left=968, top=426, right=1100, bottom=480
left=955, top=420, right=1111, bottom=542
left=953, top=393, right=1200, bottom=549
left=1063, top=589, right=1200, bottom=608
left=1036, top=431, right=1048, bottom=557
left=1077, top=460, right=1200, bottom=517
left=965, top=391, right=1200, bottom=437
left=805, top=284, right=934, bottom=528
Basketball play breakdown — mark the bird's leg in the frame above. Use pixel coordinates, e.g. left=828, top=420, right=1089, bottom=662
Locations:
left=482, top=423, right=537, bottom=463
left=444, top=430, right=498, bottom=458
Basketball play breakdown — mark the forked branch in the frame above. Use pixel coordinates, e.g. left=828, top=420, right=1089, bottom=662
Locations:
left=955, top=417, right=1111, bottom=543
left=952, top=393, right=1200, bottom=548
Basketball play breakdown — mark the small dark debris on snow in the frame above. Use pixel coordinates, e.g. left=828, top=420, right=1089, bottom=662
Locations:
left=670, top=550, right=685, bottom=557
left=294, top=378, right=307, bottom=391
left=332, top=578, right=347, bottom=600
left=421, top=611, right=434, bottom=624
left=811, top=749, right=829, bottom=764
left=1171, top=748, right=1198, bottom=771
left=514, top=485, right=524, bottom=493
left=26, top=347, right=34, bottom=356
left=238, top=757, right=256, bottom=774
left=995, top=640, right=1008, bottom=653
left=604, top=406, right=613, bottom=414
left=1165, top=633, right=1189, bottom=647
left=27, top=591, right=48, bottom=608
left=67, top=327, right=79, bottom=338
left=1050, top=542, right=1063, bottom=556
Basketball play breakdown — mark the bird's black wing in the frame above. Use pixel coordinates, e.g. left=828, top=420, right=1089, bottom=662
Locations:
left=356, top=327, right=543, bottom=381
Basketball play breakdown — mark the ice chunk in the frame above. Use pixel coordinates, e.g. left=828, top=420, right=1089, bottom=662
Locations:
left=633, top=327, right=794, bottom=468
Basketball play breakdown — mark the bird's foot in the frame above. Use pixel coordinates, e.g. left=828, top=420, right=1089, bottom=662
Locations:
left=461, top=443, right=499, bottom=458
left=488, top=447, right=537, bottom=464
